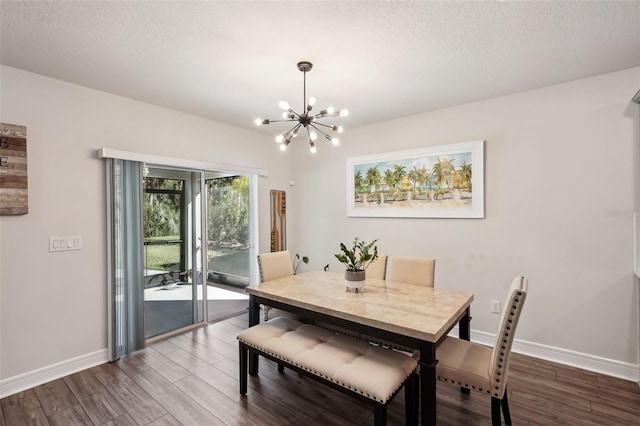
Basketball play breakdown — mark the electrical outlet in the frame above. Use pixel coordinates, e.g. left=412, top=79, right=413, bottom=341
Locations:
left=490, top=299, right=501, bottom=314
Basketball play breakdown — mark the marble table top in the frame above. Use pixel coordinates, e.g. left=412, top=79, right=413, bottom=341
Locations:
left=246, top=270, right=474, bottom=342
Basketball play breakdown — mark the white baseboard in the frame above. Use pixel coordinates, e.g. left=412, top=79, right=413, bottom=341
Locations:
left=449, top=326, right=640, bottom=383
left=2, top=331, right=638, bottom=399
left=0, top=349, right=109, bottom=399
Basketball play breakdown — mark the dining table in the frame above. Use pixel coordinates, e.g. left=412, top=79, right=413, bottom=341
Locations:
left=245, top=270, right=474, bottom=425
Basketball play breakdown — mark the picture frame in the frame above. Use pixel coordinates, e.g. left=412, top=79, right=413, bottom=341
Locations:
left=347, top=140, right=484, bottom=218
left=270, top=190, right=286, bottom=251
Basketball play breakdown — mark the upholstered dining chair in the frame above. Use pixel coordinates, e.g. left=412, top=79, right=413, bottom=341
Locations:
left=257, top=250, right=296, bottom=321
left=361, top=256, right=436, bottom=351
left=365, top=254, right=387, bottom=280
left=385, top=256, right=435, bottom=287
left=436, top=275, right=528, bottom=426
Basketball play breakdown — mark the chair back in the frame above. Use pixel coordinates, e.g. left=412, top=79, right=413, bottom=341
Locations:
left=365, top=254, right=387, bottom=280
left=385, top=256, right=435, bottom=286
left=489, top=275, right=528, bottom=398
left=257, top=250, right=293, bottom=282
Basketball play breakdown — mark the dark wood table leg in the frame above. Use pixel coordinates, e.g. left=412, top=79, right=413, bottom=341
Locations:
left=459, top=306, right=471, bottom=394
left=248, top=295, right=260, bottom=375
left=419, top=342, right=437, bottom=425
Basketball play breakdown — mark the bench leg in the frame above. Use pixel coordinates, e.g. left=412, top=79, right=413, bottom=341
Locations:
left=239, top=342, right=248, bottom=395
left=404, top=373, right=418, bottom=426
left=374, top=404, right=387, bottom=426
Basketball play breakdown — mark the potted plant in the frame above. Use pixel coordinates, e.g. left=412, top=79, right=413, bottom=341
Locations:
left=334, top=237, right=378, bottom=292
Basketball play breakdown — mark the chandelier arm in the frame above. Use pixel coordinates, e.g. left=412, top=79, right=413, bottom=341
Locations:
left=287, top=123, right=303, bottom=137
left=311, top=112, right=341, bottom=119
left=292, top=110, right=303, bottom=118
left=308, top=123, right=331, bottom=139
left=311, top=122, right=337, bottom=130
left=266, top=119, right=299, bottom=124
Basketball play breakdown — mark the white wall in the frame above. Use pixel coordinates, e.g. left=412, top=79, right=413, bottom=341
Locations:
left=291, top=68, right=640, bottom=379
left=0, top=66, right=293, bottom=390
left=1, top=64, right=638, bottom=394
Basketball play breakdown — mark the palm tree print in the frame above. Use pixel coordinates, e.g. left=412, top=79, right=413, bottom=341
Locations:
left=351, top=143, right=478, bottom=213
left=365, top=166, right=381, bottom=193
left=354, top=170, right=364, bottom=195
left=459, top=161, right=472, bottom=190
left=383, top=169, right=396, bottom=198
left=392, top=164, right=407, bottom=194
left=432, top=158, right=455, bottom=192
left=408, top=166, right=422, bottom=191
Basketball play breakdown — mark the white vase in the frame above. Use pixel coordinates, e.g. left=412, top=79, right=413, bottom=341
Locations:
left=345, top=270, right=366, bottom=293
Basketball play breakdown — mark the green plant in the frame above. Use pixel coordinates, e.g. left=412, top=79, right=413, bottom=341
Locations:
left=334, top=238, right=378, bottom=272
left=293, top=253, right=309, bottom=275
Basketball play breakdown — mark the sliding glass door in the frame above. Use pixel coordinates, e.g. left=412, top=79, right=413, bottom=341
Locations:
left=143, top=167, right=204, bottom=339
left=107, top=154, right=259, bottom=360
left=205, top=174, right=251, bottom=322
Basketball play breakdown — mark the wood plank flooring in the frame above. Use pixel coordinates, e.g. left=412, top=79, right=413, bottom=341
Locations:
left=2, top=313, right=639, bottom=425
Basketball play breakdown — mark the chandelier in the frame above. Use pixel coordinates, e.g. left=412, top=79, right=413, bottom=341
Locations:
left=255, top=61, right=348, bottom=153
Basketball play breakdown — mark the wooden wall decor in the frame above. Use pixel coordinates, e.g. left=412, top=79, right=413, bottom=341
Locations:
left=0, top=123, right=28, bottom=215
left=270, top=190, right=286, bottom=252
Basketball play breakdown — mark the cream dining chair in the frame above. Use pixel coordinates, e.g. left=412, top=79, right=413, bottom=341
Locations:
left=257, top=250, right=297, bottom=321
left=365, top=254, right=387, bottom=280
left=385, top=256, right=435, bottom=287
left=363, top=256, right=435, bottom=351
left=436, top=275, right=528, bottom=426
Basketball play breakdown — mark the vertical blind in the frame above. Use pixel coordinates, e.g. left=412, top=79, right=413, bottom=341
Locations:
left=107, top=158, right=145, bottom=360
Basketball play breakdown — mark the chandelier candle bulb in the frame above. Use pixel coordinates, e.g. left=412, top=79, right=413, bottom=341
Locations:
left=307, top=97, right=316, bottom=109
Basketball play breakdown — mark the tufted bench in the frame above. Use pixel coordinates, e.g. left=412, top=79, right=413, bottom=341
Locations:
left=238, top=316, right=418, bottom=426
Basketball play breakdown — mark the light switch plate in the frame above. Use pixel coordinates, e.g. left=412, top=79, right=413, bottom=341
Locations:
left=50, top=235, right=82, bottom=252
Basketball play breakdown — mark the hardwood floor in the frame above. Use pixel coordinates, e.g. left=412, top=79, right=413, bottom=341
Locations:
left=2, top=313, right=639, bottom=425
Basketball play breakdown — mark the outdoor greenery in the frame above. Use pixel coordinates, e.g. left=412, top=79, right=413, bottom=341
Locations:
left=207, top=176, right=250, bottom=248
left=144, top=236, right=180, bottom=271
left=144, top=178, right=182, bottom=238
left=143, top=175, right=250, bottom=277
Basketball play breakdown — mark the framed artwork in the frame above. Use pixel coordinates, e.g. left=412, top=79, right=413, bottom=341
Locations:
left=0, top=123, right=28, bottom=215
left=270, top=190, right=286, bottom=251
left=347, top=140, right=484, bottom=218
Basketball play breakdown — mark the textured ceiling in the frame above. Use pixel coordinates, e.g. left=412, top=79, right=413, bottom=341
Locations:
left=1, top=1, right=639, bottom=135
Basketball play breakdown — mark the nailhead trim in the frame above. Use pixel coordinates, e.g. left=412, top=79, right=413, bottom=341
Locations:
left=239, top=325, right=416, bottom=404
